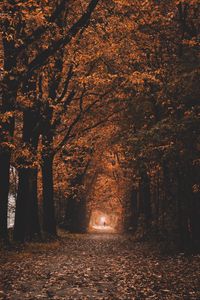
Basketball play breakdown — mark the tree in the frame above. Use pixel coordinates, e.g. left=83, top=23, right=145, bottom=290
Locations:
left=1, top=0, right=99, bottom=241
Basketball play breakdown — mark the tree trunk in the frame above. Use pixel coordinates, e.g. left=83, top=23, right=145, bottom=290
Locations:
left=65, top=197, right=78, bottom=233
left=190, top=193, right=200, bottom=250
left=0, top=10, right=19, bottom=240
left=128, top=188, right=138, bottom=232
left=42, top=154, right=57, bottom=236
left=14, top=168, right=40, bottom=242
left=0, top=152, right=11, bottom=241
left=0, top=82, right=17, bottom=241
left=13, top=107, right=41, bottom=242
left=141, top=170, right=152, bottom=231
left=13, top=169, right=27, bottom=242
left=176, top=162, right=191, bottom=250
left=28, top=169, right=40, bottom=238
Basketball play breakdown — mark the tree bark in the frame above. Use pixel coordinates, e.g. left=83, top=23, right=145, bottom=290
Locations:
left=141, top=170, right=152, bottom=231
left=176, top=162, right=191, bottom=250
left=13, top=107, right=41, bottom=242
left=0, top=152, right=11, bottom=241
left=0, top=9, right=19, bottom=240
left=14, top=168, right=40, bottom=242
left=127, top=188, right=138, bottom=232
left=42, top=153, right=57, bottom=236
left=0, top=80, right=17, bottom=241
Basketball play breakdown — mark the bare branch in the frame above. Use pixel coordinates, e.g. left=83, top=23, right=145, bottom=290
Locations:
left=73, top=108, right=123, bottom=138
left=56, top=64, right=74, bottom=103
left=52, top=89, right=76, bottom=130
left=55, top=96, right=101, bottom=152
left=79, top=85, right=86, bottom=113
left=55, top=111, right=82, bottom=153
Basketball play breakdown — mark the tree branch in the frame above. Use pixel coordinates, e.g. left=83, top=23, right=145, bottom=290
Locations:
left=15, top=0, right=70, bottom=57
left=52, top=89, right=76, bottom=130
left=55, top=97, right=101, bottom=152
left=72, top=108, right=123, bottom=138
left=24, top=0, right=99, bottom=80
left=56, top=64, right=74, bottom=103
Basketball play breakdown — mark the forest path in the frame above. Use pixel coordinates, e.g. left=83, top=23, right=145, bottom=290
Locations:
left=0, top=233, right=200, bottom=300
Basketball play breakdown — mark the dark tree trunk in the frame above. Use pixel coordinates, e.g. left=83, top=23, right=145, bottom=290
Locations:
left=141, top=170, right=152, bottom=231
left=0, top=152, right=11, bottom=241
left=0, top=10, right=22, bottom=240
left=64, top=161, right=90, bottom=233
left=127, top=188, right=138, bottom=232
left=66, top=197, right=86, bottom=233
left=14, top=169, right=27, bottom=242
left=14, top=168, right=40, bottom=241
left=189, top=162, right=200, bottom=250
left=176, top=162, right=191, bottom=250
left=41, top=99, right=57, bottom=236
left=0, top=81, right=17, bottom=241
left=42, top=153, right=57, bottom=236
left=65, top=197, right=78, bottom=233
left=156, top=172, right=160, bottom=227
left=190, top=192, right=200, bottom=250
left=28, top=169, right=40, bottom=237
left=13, top=107, right=41, bottom=242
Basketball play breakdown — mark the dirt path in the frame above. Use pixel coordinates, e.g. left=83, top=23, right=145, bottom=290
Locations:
left=0, top=234, right=200, bottom=299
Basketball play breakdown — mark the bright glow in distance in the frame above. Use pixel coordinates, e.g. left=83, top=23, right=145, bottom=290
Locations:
left=100, top=216, right=106, bottom=225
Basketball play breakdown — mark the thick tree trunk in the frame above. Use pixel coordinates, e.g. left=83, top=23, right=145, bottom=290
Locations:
left=41, top=99, right=57, bottom=236
left=176, top=162, right=191, bottom=250
left=156, top=172, right=160, bottom=227
left=141, top=170, right=152, bottom=231
left=42, top=154, right=57, bottom=236
left=0, top=82, right=17, bottom=241
left=0, top=14, right=20, bottom=240
left=127, top=188, right=138, bottom=232
left=64, top=195, right=86, bottom=233
left=13, top=169, right=27, bottom=242
left=65, top=197, right=78, bottom=233
left=190, top=193, right=200, bottom=250
left=64, top=162, right=90, bottom=233
left=0, top=152, right=11, bottom=241
left=67, top=198, right=86, bottom=233
left=13, top=107, right=41, bottom=242
left=28, top=169, right=40, bottom=237
left=14, top=168, right=40, bottom=241
left=190, top=161, right=200, bottom=250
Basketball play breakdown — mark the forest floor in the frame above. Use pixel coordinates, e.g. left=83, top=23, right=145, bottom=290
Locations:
left=0, top=232, right=200, bottom=300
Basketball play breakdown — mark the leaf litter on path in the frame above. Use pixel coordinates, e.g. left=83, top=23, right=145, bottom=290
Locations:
left=0, top=234, right=200, bottom=300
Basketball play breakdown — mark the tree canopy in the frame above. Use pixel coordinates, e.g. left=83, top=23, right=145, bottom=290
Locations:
left=0, top=0, right=199, bottom=251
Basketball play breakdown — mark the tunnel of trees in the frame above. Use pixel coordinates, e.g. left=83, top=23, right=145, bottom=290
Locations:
left=0, top=0, right=200, bottom=252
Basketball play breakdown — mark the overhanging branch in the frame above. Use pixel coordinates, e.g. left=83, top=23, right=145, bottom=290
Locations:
left=24, top=0, right=99, bottom=80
